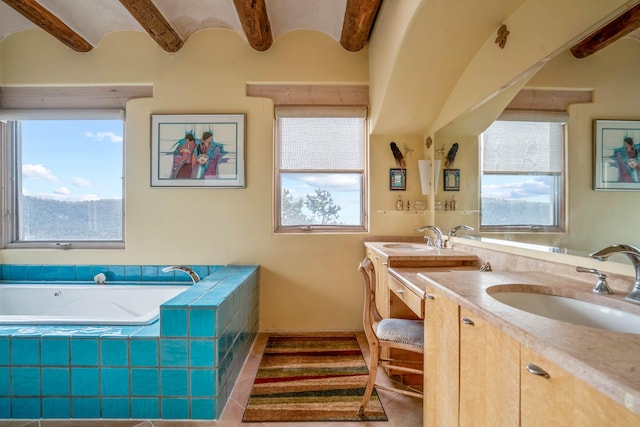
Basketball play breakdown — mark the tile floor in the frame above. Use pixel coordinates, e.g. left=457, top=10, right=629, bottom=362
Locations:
left=0, top=332, right=423, bottom=427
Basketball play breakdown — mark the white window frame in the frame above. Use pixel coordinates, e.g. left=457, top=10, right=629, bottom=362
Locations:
left=479, top=112, right=567, bottom=233
left=0, top=109, right=126, bottom=249
left=274, top=106, right=368, bottom=233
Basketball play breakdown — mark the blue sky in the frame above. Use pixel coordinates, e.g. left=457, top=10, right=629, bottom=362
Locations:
left=20, top=120, right=124, bottom=201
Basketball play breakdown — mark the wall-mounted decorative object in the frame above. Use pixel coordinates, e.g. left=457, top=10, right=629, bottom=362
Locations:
left=495, top=24, right=509, bottom=49
left=594, top=119, right=640, bottom=190
left=389, top=168, right=406, bottom=191
left=389, top=141, right=406, bottom=167
left=445, top=142, right=459, bottom=168
left=151, top=114, right=246, bottom=187
left=444, top=168, right=460, bottom=191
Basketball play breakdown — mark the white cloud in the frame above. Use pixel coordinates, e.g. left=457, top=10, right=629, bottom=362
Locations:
left=32, top=191, right=101, bottom=202
left=72, top=177, right=93, bottom=187
left=22, top=164, right=58, bottom=182
left=85, top=131, right=123, bottom=143
left=54, top=187, right=70, bottom=195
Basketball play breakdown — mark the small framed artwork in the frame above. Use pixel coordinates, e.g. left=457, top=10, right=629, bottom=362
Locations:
left=151, top=113, right=246, bottom=187
left=389, top=168, right=406, bottom=191
left=444, top=169, right=460, bottom=191
left=593, top=119, right=640, bottom=190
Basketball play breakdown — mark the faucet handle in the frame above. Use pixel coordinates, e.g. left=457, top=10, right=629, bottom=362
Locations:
left=576, top=266, right=613, bottom=294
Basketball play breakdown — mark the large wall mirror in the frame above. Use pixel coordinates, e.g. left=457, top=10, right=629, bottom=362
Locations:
left=433, top=12, right=640, bottom=265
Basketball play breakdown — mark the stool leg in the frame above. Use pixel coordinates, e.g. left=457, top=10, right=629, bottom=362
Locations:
left=358, top=342, right=380, bottom=416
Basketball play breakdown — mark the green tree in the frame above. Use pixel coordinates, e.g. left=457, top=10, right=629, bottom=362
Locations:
left=304, top=188, right=341, bottom=224
left=281, top=189, right=310, bottom=225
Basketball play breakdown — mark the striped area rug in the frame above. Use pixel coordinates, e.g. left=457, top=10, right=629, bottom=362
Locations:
left=242, top=335, right=387, bottom=422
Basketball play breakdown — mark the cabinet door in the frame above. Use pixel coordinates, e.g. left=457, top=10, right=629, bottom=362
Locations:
left=521, top=347, right=640, bottom=427
left=459, top=307, right=519, bottom=427
left=424, top=286, right=460, bottom=427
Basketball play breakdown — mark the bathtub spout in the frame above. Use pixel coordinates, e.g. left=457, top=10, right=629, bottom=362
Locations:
left=162, top=265, right=200, bottom=284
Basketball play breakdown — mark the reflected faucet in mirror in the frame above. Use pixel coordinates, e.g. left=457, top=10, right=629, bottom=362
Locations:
left=162, top=265, right=201, bottom=284
left=590, top=244, right=640, bottom=303
left=417, top=225, right=444, bottom=249
left=449, top=225, right=474, bottom=238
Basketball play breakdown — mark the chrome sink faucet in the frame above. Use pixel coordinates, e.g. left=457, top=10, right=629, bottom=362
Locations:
left=162, top=265, right=201, bottom=284
left=417, top=225, right=444, bottom=249
left=590, top=244, right=640, bottom=303
left=449, top=225, right=474, bottom=238
left=576, top=266, right=612, bottom=294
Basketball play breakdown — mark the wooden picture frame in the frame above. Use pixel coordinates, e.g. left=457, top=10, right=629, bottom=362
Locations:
left=389, top=168, right=406, bottom=191
left=151, top=114, right=246, bottom=187
left=593, top=119, right=640, bottom=190
left=444, top=169, right=460, bottom=191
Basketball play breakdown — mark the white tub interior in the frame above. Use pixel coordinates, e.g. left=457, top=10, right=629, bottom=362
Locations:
left=0, top=284, right=188, bottom=325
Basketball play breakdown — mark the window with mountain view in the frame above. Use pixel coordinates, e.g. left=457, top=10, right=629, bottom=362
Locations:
left=480, top=118, right=566, bottom=232
left=275, top=106, right=367, bottom=233
left=1, top=115, right=124, bottom=247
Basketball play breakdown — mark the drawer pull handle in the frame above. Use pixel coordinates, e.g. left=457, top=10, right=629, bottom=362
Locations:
left=461, top=317, right=475, bottom=326
left=526, top=363, right=550, bottom=378
left=382, top=262, right=388, bottom=266
left=396, top=289, right=404, bottom=294
left=426, top=294, right=435, bottom=300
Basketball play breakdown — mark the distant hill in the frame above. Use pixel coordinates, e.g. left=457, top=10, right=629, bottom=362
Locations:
left=21, top=196, right=122, bottom=240
left=481, top=198, right=552, bottom=226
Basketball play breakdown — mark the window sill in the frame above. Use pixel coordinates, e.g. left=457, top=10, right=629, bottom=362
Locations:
left=4, top=241, right=125, bottom=250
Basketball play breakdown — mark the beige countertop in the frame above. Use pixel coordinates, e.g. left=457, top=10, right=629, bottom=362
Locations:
left=364, top=241, right=478, bottom=264
left=388, top=268, right=640, bottom=416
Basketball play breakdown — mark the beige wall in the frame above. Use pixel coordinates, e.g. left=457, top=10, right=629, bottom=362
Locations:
left=0, top=29, right=374, bottom=331
left=0, top=28, right=464, bottom=331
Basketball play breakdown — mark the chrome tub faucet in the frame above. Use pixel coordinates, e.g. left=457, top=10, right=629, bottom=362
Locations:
left=590, top=244, right=640, bottom=303
left=162, top=265, right=201, bottom=284
left=417, top=225, right=444, bottom=249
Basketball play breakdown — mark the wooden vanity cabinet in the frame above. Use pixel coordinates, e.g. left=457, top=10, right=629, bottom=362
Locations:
left=521, top=347, right=640, bottom=427
left=459, top=307, right=519, bottom=427
left=423, top=290, right=640, bottom=427
left=424, top=285, right=460, bottom=427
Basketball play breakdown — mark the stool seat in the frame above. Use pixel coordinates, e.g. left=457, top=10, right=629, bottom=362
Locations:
left=376, top=318, right=424, bottom=348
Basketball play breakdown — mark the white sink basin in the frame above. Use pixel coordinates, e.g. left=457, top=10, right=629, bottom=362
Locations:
left=489, top=289, right=640, bottom=334
left=382, top=243, right=432, bottom=251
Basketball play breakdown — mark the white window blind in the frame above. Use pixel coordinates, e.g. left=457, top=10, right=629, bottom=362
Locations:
left=276, top=106, right=366, bottom=171
left=483, top=120, right=564, bottom=174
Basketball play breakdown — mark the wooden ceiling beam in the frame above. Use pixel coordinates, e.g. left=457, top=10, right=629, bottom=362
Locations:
left=118, top=0, right=183, bottom=53
left=504, top=89, right=593, bottom=112
left=233, top=0, right=273, bottom=51
left=570, top=3, right=640, bottom=59
left=340, top=0, right=382, bottom=52
left=1, top=0, right=93, bottom=52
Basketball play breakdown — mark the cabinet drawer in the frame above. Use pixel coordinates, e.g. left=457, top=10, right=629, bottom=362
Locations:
left=389, top=276, right=424, bottom=318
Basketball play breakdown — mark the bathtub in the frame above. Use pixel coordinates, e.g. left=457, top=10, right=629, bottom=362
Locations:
left=0, top=284, right=188, bottom=325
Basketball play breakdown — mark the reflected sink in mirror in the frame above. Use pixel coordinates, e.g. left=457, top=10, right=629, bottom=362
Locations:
left=382, top=243, right=432, bottom=251
left=487, top=286, right=640, bottom=334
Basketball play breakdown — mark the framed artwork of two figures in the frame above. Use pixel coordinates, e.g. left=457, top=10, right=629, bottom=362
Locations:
left=151, top=114, right=246, bottom=188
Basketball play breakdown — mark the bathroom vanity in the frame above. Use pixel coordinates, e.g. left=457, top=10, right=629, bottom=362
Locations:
left=364, top=241, right=478, bottom=318
left=389, top=268, right=640, bottom=427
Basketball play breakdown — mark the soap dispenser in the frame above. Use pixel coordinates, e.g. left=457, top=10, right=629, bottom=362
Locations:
left=396, top=196, right=403, bottom=211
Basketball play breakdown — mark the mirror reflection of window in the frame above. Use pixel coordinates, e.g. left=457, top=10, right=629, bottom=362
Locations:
left=480, top=116, right=566, bottom=232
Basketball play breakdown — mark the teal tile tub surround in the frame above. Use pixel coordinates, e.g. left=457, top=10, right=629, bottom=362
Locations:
left=0, top=264, right=259, bottom=420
